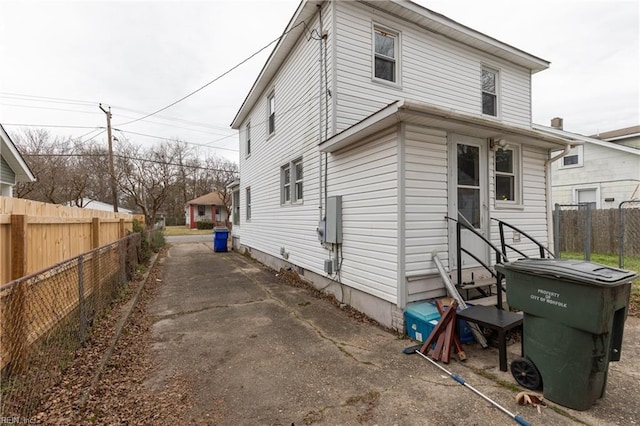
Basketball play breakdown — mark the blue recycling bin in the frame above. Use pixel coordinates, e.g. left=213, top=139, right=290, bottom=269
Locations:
left=213, top=226, right=229, bottom=252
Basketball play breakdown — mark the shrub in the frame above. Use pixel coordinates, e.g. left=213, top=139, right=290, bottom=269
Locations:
left=196, top=220, right=214, bottom=230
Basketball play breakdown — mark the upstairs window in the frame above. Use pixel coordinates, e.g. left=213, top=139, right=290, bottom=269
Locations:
left=374, top=27, right=398, bottom=83
left=559, top=145, right=584, bottom=169
left=246, top=122, right=251, bottom=156
left=267, top=93, right=276, bottom=135
left=494, top=144, right=521, bottom=206
left=481, top=68, right=498, bottom=116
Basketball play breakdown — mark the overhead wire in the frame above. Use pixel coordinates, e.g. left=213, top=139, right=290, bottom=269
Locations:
left=22, top=152, right=237, bottom=173
left=113, top=20, right=309, bottom=127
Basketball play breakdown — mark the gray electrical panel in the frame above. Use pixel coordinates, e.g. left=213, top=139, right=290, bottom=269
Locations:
left=326, top=196, right=342, bottom=244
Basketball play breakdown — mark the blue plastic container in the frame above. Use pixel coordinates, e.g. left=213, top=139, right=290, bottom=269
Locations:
left=213, top=227, right=229, bottom=252
left=405, top=302, right=440, bottom=343
left=405, top=301, right=474, bottom=344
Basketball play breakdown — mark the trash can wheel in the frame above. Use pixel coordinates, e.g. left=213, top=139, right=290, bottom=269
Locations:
left=511, top=357, right=542, bottom=390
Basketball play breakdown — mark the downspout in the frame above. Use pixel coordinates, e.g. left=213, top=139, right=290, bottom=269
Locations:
left=545, top=143, right=572, bottom=254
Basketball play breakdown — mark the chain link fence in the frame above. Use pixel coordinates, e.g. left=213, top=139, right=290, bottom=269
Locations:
left=553, top=201, right=640, bottom=266
left=0, top=233, right=141, bottom=418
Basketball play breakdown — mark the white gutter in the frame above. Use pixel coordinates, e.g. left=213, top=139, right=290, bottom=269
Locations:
left=544, top=143, right=572, bottom=254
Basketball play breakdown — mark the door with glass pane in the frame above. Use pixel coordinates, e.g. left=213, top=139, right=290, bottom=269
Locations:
left=448, top=135, right=489, bottom=268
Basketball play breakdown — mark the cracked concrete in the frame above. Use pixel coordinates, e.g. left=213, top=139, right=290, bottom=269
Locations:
left=146, top=240, right=639, bottom=425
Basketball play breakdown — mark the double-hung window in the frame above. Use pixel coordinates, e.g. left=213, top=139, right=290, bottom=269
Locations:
left=374, top=27, right=398, bottom=83
left=494, top=144, right=521, bottom=206
left=281, top=159, right=303, bottom=204
left=246, top=187, right=251, bottom=221
left=481, top=67, right=498, bottom=117
left=267, top=93, right=276, bottom=136
left=246, top=122, right=251, bottom=156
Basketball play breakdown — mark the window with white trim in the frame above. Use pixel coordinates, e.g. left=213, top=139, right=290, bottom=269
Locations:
left=246, top=122, right=251, bottom=156
left=494, top=144, right=521, bottom=205
left=373, top=27, right=398, bottom=83
left=267, top=93, right=275, bottom=135
left=559, top=145, right=584, bottom=168
left=282, top=164, right=291, bottom=203
left=281, top=158, right=303, bottom=204
left=481, top=67, right=498, bottom=117
left=246, top=187, right=251, bottom=221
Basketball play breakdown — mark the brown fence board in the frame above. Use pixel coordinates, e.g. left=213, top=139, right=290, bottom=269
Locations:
left=0, top=196, right=135, bottom=285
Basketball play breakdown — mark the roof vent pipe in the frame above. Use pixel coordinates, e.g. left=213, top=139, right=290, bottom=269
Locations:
left=551, top=117, right=564, bottom=130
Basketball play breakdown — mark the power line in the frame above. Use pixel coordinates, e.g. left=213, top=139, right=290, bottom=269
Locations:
left=0, top=92, right=96, bottom=106
left=23, top=152, right=238, bottom=173
left=2, top=123, right=101, bottom=129
left=0, top=102, right=102, bottom=116
left=113, top=129, right=239, bottom=153
left=114, top=20, right=307, bottom=127
left=1, top=92, right=235, bottom=132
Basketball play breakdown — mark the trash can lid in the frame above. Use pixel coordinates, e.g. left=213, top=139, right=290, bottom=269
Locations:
left=497, top=259, right=638, bottom=287
left=214, top=226, right=229, bottom=232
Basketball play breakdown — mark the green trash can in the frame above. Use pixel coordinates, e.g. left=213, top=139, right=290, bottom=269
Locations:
left=496, top=259, right=637, bottom=411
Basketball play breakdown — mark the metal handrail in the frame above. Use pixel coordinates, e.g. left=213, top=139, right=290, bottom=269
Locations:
left=490, top=217, right=555, bottom=259
left=445, top=215, right=507, bottom=310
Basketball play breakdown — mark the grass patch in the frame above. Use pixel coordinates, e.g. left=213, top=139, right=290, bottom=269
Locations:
left=561, top=252, right=640, bottom=315
left=164, top=226, right=213, bottom=236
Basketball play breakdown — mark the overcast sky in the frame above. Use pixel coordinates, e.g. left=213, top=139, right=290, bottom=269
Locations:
left=1, top=0, right=638, bottom=164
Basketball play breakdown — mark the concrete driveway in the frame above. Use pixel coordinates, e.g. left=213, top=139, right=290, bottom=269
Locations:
left=147, top=241, right=640, bottom=425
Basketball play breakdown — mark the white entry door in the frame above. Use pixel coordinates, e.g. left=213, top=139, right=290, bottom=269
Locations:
left=448, top=134, right=489, bottom=269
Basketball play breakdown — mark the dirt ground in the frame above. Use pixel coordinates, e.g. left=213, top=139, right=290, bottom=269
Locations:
left=34, top=240, right=640, bottom=425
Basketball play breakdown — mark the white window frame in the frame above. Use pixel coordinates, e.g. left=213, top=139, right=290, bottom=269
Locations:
left=494, top=143, right=522, bottom=208
left=280, top=158, right=303, bottom=205
left=558, top=145, right=584, bottom=169
left=372, top=25, right=400, bottom=85
left=232, top=189, right=240, bottom=225
left=267, top=92, right=275, bottom=137
left=245, top=122, right=251, bottom=157
left=245, top=187, right=251, bottom=221
left=573, top=187, right=600, bottom=209
left=281, top=163, right=291, bottom=204
left=481, top=66, right=500, bottom=118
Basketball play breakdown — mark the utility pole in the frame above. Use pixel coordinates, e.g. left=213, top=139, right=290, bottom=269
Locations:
left=99, top=103, right=119, bottom=212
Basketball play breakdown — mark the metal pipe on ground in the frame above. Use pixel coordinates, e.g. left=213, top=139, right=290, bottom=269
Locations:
left=415, top=350, right=530, bottom=426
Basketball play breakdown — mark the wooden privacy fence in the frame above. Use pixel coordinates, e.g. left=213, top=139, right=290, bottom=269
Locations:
left=0, top=196, right=138, bottom=285
left=556, top=207, right=640, bottom=257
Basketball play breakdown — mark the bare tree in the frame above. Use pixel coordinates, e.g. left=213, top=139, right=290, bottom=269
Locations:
left=205, top=155, right=238, bottom=226
left=114, top=140, right=179, bottom=227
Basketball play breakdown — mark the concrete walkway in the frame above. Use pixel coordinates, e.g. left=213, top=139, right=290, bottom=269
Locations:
left=147, top=240, right=640, bottom=425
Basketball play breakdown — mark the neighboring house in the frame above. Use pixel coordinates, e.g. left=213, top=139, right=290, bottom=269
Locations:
left=231, top=0, right=572, bottom=330
left=66, top=198, right=135, bottom=214
left=534, top=120, right=640, bottom=209
left=185, top=192, right=228, bottom=228
left=0, top=123, right=36, bottom=197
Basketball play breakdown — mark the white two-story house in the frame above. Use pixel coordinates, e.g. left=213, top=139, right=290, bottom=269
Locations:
left=535, top=121, right=640, bottom=208
left=231, top=0, right=571, bottom=330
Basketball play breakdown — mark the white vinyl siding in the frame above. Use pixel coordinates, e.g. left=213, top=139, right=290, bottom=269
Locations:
left=334, top=1, right=532, bottom=132
left=404, top=126, right=448, bottom=274
left=490, top=146, right=549, bottom=258
left=327, top=128, right=399, bottom=303
left=551, top=142, right=640, bottom=208
left=237, top=4, right=333, bottom=274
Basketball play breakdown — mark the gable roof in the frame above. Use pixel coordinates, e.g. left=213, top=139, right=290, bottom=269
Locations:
left=590, top=125, right=640, bottom=142
left=231, top=0, right=550, bottom=129
left=532, top=124, right=640, bottom=156
left=0, top=123, right=36, bottom=183
left=186, top=192, right=225, bottom=206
